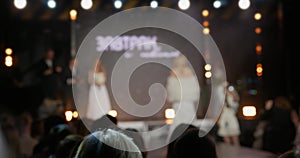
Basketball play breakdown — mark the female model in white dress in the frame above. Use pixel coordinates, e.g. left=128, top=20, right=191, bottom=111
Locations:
left=166, top=55, right=200, bottom=138
left=86, top=60, right=112, bottom=121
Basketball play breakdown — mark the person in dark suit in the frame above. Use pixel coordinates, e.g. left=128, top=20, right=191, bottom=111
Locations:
left=37, top=48, right=62, bottom=100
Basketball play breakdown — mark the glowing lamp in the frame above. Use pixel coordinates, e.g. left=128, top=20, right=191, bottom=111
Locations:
left=242, top=106, right=257, bottom=117
left=108, top=110, right=118, bottom=117
left=165, top=108, right=175, bottom=119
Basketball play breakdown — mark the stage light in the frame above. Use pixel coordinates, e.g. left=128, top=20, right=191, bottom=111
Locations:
left=202, top=9, right=209, bottom=17
left=114, top=0, right=122, bottom=9
left=5, top=48, right=13, bottom=55
left=5, top=56, right=13, bottom=67
left=14, top=0, right=27, bottom=9
left=72, top=111, right=79, bottom=118
left=204, top=64, right=212, bottom=71
left=254, top=12, right=262, bottom=20
left=256, top=44, right=262, bottom=54
left=81, top=0, right=93, bottom=10
left=228, top=85, right=234, bottom=92
left=108, top=110, right=118, bottom=117
left=165, top=108, right=175, bottom=119
left=178, top=0, right=190, bottom=10
left=69, top=9, right=77, bottom=21
left=47, top=0, right=56, bottom=9
left=150, top=0, right=158, bottom=9
left=238, top=0, right=250, bottom=10
left=255, top=27, right=262, bottom=34
left=213, top=0, right=222, bottom=9
left=242, top=106, right=256, bottom=117
left=65, top=111, right=73, bottom=121
left=203, top=28, right=210, bottom=35
left=205, top=71, right=212, bottom=78
left=203, top=21, right=209, bottom=27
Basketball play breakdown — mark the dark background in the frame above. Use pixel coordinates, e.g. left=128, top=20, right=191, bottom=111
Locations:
left=0, top=0, right=299, bottom=118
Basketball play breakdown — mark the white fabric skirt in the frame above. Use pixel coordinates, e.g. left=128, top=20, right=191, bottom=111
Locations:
left=86, top=84, right=111, bottom=121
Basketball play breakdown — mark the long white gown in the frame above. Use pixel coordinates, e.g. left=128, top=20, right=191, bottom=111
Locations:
left=166, top=75, right=200, bottom=139
left=86, top=72, right=112, bottom=121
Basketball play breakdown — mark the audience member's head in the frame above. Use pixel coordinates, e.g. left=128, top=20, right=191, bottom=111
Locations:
left=75, top=128, right=142, bottom=158
left=91, top=114, right=118, bottom=132
left=167, top=123, right=198, bottom=158
left=124, top=128, right=147, bottom=158
left=55, top=134, right=83, bottom=158
left=32, top=123, right=73, bottom=157
left=274, top=96, right=292, bottom=110
left=43, top=114, right=66, bottom=135
left=171, top=128, right=217, bottom=158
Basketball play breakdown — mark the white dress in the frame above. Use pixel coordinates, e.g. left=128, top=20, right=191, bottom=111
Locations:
left=166, top=75, right=200, bottom=138
left=217, top=106, right=240, bottom=137
left=86, top=72, right=111, bottom=121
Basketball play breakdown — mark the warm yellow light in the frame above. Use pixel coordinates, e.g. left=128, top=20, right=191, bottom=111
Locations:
left=255, top=27, right=262, bottom=34
left=257, top=72, right=263, bottom=77
left=254, top=12, right=262, bottom=20
left=256, top=63, right=262, bottom=68
left=69, top=9, right=77, bottom=21
left=203, top=28, right=210, bottom=35
left=165, top=119, right=173, bottom=124
left=242, top=106, right=257, bottom=117
left=108, top=110, right=118, bottom=117
left=256, top=44, right=262, bottom=54
left=72, top=111, right=79, bottom=118
left=205, top=71, right=212, bottom=78
left=202, top=9, right=209, bottom=17
left=203, top=21, right=209, bottom=27
left=256, top=67, right=263, bottom=73
left=204, top=64, right=212, bottom=71
left=5, top=56, right=13, bottom=67
left=65, top=111, right=73, bottom=121
left=5, top=48, right=13, bottom=55
left=165, top=108, right=175, bottom=119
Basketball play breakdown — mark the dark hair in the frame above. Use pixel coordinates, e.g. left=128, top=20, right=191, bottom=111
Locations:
left=55, top=134, right=83, bottom=158
left=91, top=114, right=118, bottom=132
left=171, top=128, right=217, bottom=158
left=75, top=129, right=142, bottom=158
left=167, top=123, right=198, bottom=158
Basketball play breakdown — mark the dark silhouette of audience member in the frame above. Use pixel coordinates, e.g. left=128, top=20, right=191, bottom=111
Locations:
left=0, top=112, right=21, bottom=158
left=55, top=134, right=83, bottom=158
left=261, top=96, right=297, bottom=154
left=171, top=128, right=218, bottom=158
left=32, top=123, right=73, bottom=158
left=91, top=114, right=118, bottom=132
left=124, top=128, right=147, bottom=158
left=167, top=123, right=198, bottom=158
left=74, top=129, right=143, bottom=158
left=16, top=112, right=38, bottom=158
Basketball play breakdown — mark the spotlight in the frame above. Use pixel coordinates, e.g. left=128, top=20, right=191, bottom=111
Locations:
left=213, top=0, right=222, bottom=9
left=5, top=56, right=13, bottom=67
left=65, top=111, right=73, bottom=122
left=254, top=12, right=262, bottom=20
left=47, top=0, right=56, bottom=9
left=205, top=71, right=212, bottom=78
left=238, top=0, right=250, bottom=10
left=14, top=0, right=27, bottom=9
left=202, top=9, right=209, bottom=17
left=5, top=48, right=13, bottom=55
left=150, top=0, right=158, bottom=9
left=242, top=106, right=257, bottom=117
left=165, top=108, right=175, bottom=119
left=178, top=0, right=190, bottom=10
left=204, top=64, right=212, bottom=71
left=203, top=28, right=210, bottom=35
left=114, top=0, right=122, bottom=9
left=108, top=110, right=118, bottom=117
left=81, top=0, right=93, bottom=10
